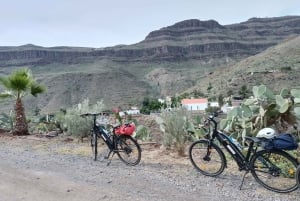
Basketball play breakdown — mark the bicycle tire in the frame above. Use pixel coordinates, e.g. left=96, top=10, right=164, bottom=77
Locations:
left=250, top=149, right=298, bottom=193
left=189, top=139, right=226, bottom=176
left=116, top=135, right=141, bottom=166
left=91, top=130, right=97, bottom=161
left=296, top=165, right=300, bottom=187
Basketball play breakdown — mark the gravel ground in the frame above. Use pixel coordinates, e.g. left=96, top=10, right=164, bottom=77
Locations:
left=0, top=134, right=299, bottom=201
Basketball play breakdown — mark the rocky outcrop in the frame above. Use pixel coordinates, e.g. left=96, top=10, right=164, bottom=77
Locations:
left=0, top=16, right=299, bottom=67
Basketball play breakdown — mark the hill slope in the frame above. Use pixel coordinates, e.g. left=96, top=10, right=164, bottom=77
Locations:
left=187, top=35, right=300, bottom=97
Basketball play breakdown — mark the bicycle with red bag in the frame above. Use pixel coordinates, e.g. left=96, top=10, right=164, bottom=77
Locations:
left=80, top=112, right=141, bottom=166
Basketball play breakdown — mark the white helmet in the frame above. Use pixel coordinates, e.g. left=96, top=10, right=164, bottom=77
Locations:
left=256, top=128, right=276, bottom=139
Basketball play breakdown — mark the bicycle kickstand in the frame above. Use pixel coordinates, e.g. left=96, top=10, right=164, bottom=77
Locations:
left=239, top=170, right=249, bottom=190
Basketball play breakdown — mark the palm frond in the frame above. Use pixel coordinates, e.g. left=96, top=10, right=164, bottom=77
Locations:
left=8, top=69, right=31, bottom=91
left=31, top=82, right=46, bottom=97
left=0, top=77, right=12, bottom=89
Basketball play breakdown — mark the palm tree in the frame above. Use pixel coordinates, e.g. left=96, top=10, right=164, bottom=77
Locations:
left=0, top=68, right=46, bottom=135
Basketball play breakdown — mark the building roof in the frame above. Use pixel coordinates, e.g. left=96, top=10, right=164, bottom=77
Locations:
left=181, top=98, right=208, bottom=104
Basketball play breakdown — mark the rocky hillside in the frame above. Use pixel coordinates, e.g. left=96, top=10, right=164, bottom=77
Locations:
left=0, top=16, right=299, bottom=113
left=187, top=35, right=300, bottom=97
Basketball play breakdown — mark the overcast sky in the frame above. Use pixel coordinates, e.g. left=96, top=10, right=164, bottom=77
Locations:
left=1, top=0, right=299, bottom=48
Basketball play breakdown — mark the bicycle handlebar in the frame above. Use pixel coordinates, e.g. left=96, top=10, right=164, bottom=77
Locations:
left=80, top=112, right=110, bottom=117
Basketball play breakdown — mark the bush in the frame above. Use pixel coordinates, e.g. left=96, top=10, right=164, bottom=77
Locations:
left=0, top=112, right=14, bottom=131
left=156, top=108, right=195, bottom=156
left=56, top=98, right=105, bottom=139
left=135, top=125, right=151, bottom=141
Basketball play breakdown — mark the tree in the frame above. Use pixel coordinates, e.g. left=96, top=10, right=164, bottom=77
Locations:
left=218, top=94, right=224, bottom=107
left=238, top=84, right=251, bottom=99
left=207, top=82, right=213, bottom=94
left=227, top=89, right=234, bottom=97
left=0, top=68, right=46, bottom=135
left=140, top=97, right=163, bottom=114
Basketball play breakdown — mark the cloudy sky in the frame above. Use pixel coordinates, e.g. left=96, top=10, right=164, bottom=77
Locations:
left=1, top=0, right=299, bottom=48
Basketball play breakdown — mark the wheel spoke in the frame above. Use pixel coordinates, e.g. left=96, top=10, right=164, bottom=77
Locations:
left=116, top=135, right=141, bottom=166
left=251, top=150, right=298, bottom=193
left=189, top=140, right=225, bottom=176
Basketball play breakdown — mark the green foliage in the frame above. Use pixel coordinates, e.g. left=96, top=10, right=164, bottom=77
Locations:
left=205, top=106, right=220, bottom=114
left=0, top=68, right=46, bottom=99
left=207, top=82, right=213, bottom=93
left=171, top=96, right=181, bottom=108
left=0, top=111, right=14, bottom=130
left=221, top=85, right=300, bottom=142
left=140, top=97, right=164, bottom=114
left=30, top=122, right=57, bottom=134
left=218, top=94, right=224, bottom=107
left=191, top=124, right=209, bottom=141
left=227, top=89, right=234, bottom=97
left=56, top=98, right=105, bottom=138
left=135, top=125, right=151, bottom=141
left=192, top=89, right=205, bottom=97
left=155, top=108, right=195, bottom=156
left=280, top=66, right=292, bottom=72
left=238, top=84, right=251, bottom=99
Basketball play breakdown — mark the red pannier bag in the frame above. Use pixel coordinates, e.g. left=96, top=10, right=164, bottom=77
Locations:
left=114, top=122, right=136, bottom=135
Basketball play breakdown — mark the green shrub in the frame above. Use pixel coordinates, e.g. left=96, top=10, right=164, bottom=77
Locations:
left=135, top=125, right=151, bottom=141
left=156, top=108, right=195, bottom=156
left=56, top=98, right=105, bottom=139
left=0, top=111, right=14, bottom=130
left=30, top=122, right=56, bottom=134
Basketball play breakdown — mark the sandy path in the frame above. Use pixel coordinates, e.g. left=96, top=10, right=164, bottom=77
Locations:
left=0, top=135, right=299, bottom=201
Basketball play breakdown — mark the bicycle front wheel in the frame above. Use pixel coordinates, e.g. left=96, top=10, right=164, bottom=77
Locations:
left=250, top=149, right=298, bottom=193
left=116, top=135, right=141, bottom=166
left=91, top=130, right=98, bottom=161
left=189, top=139, right=226, bottom=176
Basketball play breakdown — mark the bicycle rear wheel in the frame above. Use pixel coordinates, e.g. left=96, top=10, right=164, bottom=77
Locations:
left=91, top=130, right=97, bottom=161
left=189, top=139, right=226, bottom=176
left=297, top=165, right=300, bottom=187
left=250, top=149, right=298, bottom=193
left=116, top=135, right=141, bottom=166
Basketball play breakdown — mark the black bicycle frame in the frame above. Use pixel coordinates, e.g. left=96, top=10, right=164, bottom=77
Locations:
left=95, top=125, right=114, bottom=150
left=210, top=118, right=257, bottom=170
left=90, top=113, right=115, bottom=150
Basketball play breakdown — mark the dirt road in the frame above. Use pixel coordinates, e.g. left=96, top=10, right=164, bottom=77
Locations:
left=0, top=135, right=299, bottom=201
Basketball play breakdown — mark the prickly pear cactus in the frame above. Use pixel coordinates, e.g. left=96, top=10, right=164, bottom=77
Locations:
left=221, top=85, right=299, bottom=141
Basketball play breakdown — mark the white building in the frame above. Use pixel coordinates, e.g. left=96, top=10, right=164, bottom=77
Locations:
left=181, top=98, right=208, bottom=111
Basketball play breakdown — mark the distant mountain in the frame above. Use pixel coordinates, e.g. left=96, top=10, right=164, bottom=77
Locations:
left=0, top=16, right=299, bottom=113
left=1, top=16, right=299, bottom=66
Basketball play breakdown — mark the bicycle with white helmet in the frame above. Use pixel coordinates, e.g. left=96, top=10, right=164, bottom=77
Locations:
left=189, top=112, right=299, bottom=193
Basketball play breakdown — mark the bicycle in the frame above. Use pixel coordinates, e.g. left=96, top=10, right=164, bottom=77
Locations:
left=188, top=112, right=299, bottom=193
left=80, top=112, right=141, bottom=166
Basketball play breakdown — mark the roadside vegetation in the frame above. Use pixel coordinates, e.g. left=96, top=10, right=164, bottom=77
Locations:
left=0, top=69, right=299, bottom=159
